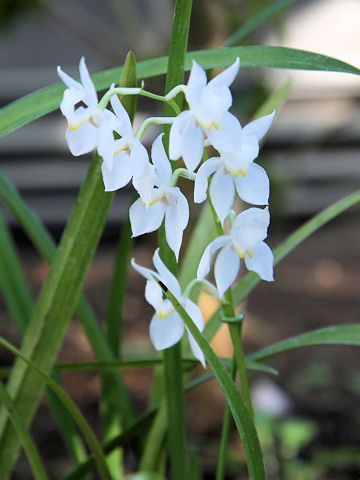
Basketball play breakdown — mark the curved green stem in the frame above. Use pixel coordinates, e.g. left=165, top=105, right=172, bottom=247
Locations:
left=135, top=116, right=176, bottom=142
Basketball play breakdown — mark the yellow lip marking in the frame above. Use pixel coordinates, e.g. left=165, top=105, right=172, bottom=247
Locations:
left=158, top=307, right=175, bottom=319
left=234, top=247, right=253, bottom=259
left=114, top=146, right=130, bottom=156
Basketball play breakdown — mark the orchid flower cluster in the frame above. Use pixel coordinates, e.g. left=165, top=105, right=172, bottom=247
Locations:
left=58, top=57, right=275, bottom=365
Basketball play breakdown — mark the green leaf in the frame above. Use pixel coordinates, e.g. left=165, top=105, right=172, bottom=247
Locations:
left=0, top=337, right=112, bottom=480
left=1, top=46, right=359, bottom=139
left=224, top=0, right=299, bottom=46
left=162, top=287, right=266, bottom=480
left=0, top=154, right=114, bottom=477
left=127, top=473, right=167, bottom=480
left=0, top=381, right=48, bottom=480
left=0, top=210, right=33, bottom=334
left=205, top=189, right=360, bottom=341
left=248, top=325, right=360, bottom=362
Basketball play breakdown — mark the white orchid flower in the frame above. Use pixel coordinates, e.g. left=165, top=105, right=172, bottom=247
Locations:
left=129, top=134, right=189, bottom=260
left=197, top=207, right=274, bottom=298
left=131, top=249, right=205, bottom=367
left=57, top=57, right=114, bottom=156
left=194, top=111, right=274, bottom=226
left=98, top=95, right=153, bottom=204
left=169, top=58, right=240, bottom=171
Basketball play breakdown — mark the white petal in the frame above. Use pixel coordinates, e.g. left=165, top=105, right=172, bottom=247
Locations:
left=145, top=280, right=165, bottom=312
left=231, top=207, right=270, bottom=255
left=131, top=258, right=157, bottom=282
left=181, top=121, right=204, bottom=172
left=208, top=57, right=240, bottom=88
left=214, top=244, right=240, bottom=298
left=60, top=88, right=83, bottom=118
left=101, top=152, right=133, bottom=191
left=198, top=86, right=232, bottom=126
left=149, top=312, right=185, bottom=351
left=185, top=61, right=207, bottom=108
left=169, top=111, right=191, bottom=160
left=244, top=242, right=274, bottom=281
left=185, top=300, right=206, bottom=367
left=164, top=189, right=189, bottom=260
left=57, top=66, right=83, bottom=91
left=65, top=123, right=98, bottom=156
left=129, top=198, right=164, bottom=237
left=132, top=162, right=156, bottom=208
left=197, top=235, right=230, bottom=280
left=242, top=111, right=275, bottom=141
left=79, top=57, right=97, bottom=106
left=130, top=140, right=149, bottom=180
left=194, top=157, right=221, bottom=203
left=207, top=112, right=242, bottom=152
left=209, top=168, right=235, bottom=226
left=234, top=162, right=269, bottom=205
left=151, top=134, right=172, bottom=186
left=152, top=249, right=182, bottom=298
left=110, top=95, right=132, bottom=136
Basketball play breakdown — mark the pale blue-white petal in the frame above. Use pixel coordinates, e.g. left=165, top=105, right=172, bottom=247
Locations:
left=244, top=241, right=274, bottom=281
left=234, top=162, right=269, bottom=206
left=169, top=111, right=192, bottom=160
left=197, top=235, right=230, bottom=280
left=130, top=140, right=149, bottom=180
left=214, top=244, right=240, bottom=298
left=184, top=300, right=206, bottom=367
left=209, top=168, right=235, bottom=226
left=242, top=111, right=275, bottom=141
left=152, top=249, right=182, bottom=299
left=207, top=112, right=242, bottom=153
left=79, top=57, right=98, bottom=106
left=60, top=88, right=83, bottom=118
left=164, top=189, right=189, bottom=260
left=151, top=134, right=172, bottom=186
left=131, top=258, right=157, bottom=282
left=101, top=152, right=133, bottom=191
left=145, top=280, right=165, bottom=312
left=185, top=61, right=207, bottom=108
left=57, top=66, right=83, bottom=91
left=181, top=121, right=204, bottom=172
left=231, top=207, right=270, bottom=256
left=110, top=95, right=133, bottom=137
left=129, top=199, right=165, bottom=237
left=194, top=157, right=221, bottom=203
left=149, top=312, right=185, bottom=351
left=208, top=57, right=240, bottom=88
left=199, top=86, right=232, bottom=127
left=132, top=162, right=156, bottom=208
left=65, top=122, right=98, bottom=156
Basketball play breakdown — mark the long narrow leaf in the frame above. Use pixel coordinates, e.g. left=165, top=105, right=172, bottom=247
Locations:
left=0, top=381, right=48, bottom=480
left=248, top=325, right=360, bottom=362
left=0, top=337, right=112, bottom=480
left=224, top=0, right=298, bottom=46
left=0, top=153, right=114, bottom=478
left=1, top=46, right=359, bottom=138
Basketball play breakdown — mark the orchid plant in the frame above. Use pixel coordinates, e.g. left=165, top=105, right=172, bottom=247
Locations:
left=0, top=1, right=359, bottom=479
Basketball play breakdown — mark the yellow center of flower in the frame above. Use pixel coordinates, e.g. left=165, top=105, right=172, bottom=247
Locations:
left=233, top=246, right=253, bottom=259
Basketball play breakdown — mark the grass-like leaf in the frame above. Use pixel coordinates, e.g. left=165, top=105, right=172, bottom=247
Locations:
left=0, top=337, right=112, bottom=480
left=1, top=46, right=359, bottom=139
left=247, top=325, right=360, bottom=362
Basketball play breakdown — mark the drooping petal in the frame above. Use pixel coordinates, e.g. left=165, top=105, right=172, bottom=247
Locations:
left=129, top=198, right=165, bottom=237
left=194, top=157, right=221, bottom=203
left=184, top=300, right=206, bottom=367
left=101, top=151, right=133, bottom=191
left=209, top=168, right=235, bottom=226
left=197, top=235, right=230, bottom=280
left=244, top=241, right=274, bottom=281
left=65, top=122, right=98, bottom=156
left=164, top=189, right=189, bottom=260
left=149, top=312, right=185, bottom=351
left=79, top=57, right=98, bottom=106
left=169, top=111, right=192, bottom=160
left=152, top=249, right=182, bottom=299
left=185, top=61, right=208, bottom=108
left=181, top=121, right=204, bottom=172
left=234, top=162, right=269, bottom=206
left=151, top=134, right=172, bottom=186
left=214, top=244, right=240, bottom=298
left=208, top=57, right=240, bottom=88
left=242, top=111, right=275, bottom=141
